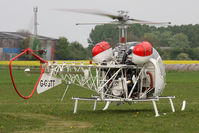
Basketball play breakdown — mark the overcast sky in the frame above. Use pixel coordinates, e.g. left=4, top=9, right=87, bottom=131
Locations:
left=0, top=0, right=199, bottom=47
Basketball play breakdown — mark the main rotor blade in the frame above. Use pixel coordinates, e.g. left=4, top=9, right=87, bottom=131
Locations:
left=129, top=18, right=171, bottom=24
left=53, top=9, right=123, bottom=20
left=133, top=21, right=171, bottom=25
left=76, top=21, right=170, bottom=26
left=53, top=8, right=171, bottom=25
left=129, top=18, right=151, bottom=22
left=76, top=22, right=119, bottom=25
left=127, top=21, right=171, bottom=25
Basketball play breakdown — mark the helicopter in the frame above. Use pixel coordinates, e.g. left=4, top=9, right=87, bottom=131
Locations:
left=9, top=9, right=179, bottom=117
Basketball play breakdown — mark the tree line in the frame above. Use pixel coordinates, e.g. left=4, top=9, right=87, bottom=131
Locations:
left=55, top=37, right=89, bottom=60
left=55, top=24, right=199, bottom=60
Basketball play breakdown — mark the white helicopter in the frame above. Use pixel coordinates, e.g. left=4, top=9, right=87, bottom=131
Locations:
left=9, top=9, right=179, bottom=117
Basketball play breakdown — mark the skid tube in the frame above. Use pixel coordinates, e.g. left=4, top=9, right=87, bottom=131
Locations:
left=72, top=96, right=175, bottom=117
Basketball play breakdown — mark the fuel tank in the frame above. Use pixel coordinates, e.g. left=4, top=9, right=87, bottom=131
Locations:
left=131, top=41, right=153, bottom=64
left=92, top=41, right=113, bottom=63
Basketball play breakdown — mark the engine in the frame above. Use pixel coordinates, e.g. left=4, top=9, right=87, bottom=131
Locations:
left=92, top=41, right=163, bottom=98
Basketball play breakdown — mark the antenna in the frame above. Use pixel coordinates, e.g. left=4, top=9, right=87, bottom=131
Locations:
left=33, top=6, right=38, bottom=37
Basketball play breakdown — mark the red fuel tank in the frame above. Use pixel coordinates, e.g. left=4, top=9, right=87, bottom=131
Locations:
left=131, top=41, right=153, bottom=64
left=92, top=41, right=112, bottom=63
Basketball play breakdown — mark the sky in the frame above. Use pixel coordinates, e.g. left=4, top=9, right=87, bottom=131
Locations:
left=0, top=0, right=199, bottom=47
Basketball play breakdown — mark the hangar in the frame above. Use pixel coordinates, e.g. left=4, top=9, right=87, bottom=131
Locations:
left=0, top=32, right=57, bottom=60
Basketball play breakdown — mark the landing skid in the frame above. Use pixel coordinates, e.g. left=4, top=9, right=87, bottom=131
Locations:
left=72, top=96, right=175, bottom=117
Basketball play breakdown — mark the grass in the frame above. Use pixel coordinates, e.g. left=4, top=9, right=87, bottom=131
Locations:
left=0, top=68, right=199, bottom=133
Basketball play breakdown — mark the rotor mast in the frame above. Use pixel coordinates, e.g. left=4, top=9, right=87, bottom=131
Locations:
left=118, top=25, right=128, bottom=44
left=117, top=10, right=129, bottom=52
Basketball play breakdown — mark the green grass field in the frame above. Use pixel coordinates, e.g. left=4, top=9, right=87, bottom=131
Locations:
left=0, top=68, right=199, bottom=133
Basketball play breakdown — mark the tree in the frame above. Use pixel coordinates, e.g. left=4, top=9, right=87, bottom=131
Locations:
left=169, top=33, right=190, bottom=48
left=185, top=47, right=199, bottom=60
left=33, top=38, right=41, bottom=50
left=162, top=52, right=171, bottom=60
left=68, top=41, right=89, bottom=60
left=176, top=53, right=190, bottom=60
left=128, top=24, right=156, bottom=38
left=141, top=33, right=159, bottom=48
left=127, top=33, right=139, bottom=42
left=22, top=37, right=30, bottom=49
left=158, top=31, right=172, bottom=47
left=55, top=37, right=70, bottom=60
left=169, top=48, right=182, bottom=59
left=159, top=49, right=171, bottom=60
left=87, top=24, right=199, bottom=60
left=88, top=24, right=118, bottom=47
left=55, top=37, right=90, bottom=60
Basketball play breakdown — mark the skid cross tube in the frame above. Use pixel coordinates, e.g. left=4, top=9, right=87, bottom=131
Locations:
left=9, top=48, right=48, bottom=99
left=72, top=96, right=175, bottom=116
